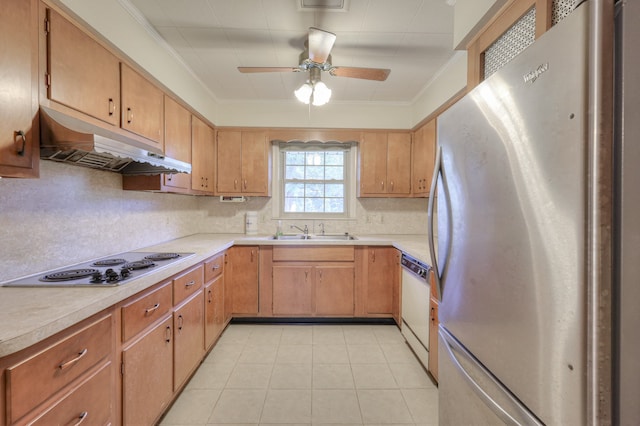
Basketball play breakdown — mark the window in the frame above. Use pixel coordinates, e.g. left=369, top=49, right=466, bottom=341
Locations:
left=273, top=142, right=356, bottom=219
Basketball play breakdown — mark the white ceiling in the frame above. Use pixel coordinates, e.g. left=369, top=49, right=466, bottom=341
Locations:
left=125, top=0, right=456, bottom=105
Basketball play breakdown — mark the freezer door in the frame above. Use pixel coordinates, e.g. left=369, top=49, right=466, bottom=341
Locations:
left=434, top=3, right=589, bottom=425
left=439, top=327, right=542, bottom=426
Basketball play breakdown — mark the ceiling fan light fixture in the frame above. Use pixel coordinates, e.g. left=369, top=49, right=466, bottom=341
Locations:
left=311, top=81, right=331, bottom=106
left=294, top=82, right=313, bottom=104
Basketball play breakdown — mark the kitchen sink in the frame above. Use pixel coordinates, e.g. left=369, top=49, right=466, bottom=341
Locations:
left=269, top=233, right=357, bottom=241
left=270, top=234, right=310, bottom=240
left=307, top=234, right=357, bottom=240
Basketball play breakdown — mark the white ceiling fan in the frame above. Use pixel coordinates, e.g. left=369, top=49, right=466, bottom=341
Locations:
left=238, top=27, right=391, bottom=105
left=238, top=27, right=391, bottom=81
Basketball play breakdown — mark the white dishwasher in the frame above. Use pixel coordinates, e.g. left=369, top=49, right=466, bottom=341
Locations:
left=400, top=253, right=431, bottom=369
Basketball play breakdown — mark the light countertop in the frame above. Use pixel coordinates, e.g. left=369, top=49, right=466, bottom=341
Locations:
left=0, top=233, right=430, bottom=357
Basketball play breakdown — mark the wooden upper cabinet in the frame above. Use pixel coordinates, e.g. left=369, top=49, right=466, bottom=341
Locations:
left=0, top=0, right=39, bottom=178
left=162, top=96, right=191, bottom=191
left=412, top=119, right=436, bottom=197
left=120, top=63, right=164, bottom=148
left=359, top=132, right=411, bottom=197
left=216, top=130, right=242, bottom=193
left=191, top=116, right=215, bottom=194
left=216, top=129, right=271, bottom=196
left=45, top=7, right=120, bottom=127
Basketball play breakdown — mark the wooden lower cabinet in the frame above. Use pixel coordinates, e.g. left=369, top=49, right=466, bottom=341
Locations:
left=205, top=274, right=225, bottom=350
left=228, top=246, right=259, bottom=315
left=122, top=315, right=173, bottom=426
left=272, top=264, right=355, bottom=316
left=272, top=266, right=313, bottom=315
left=315, top=265, right=355, bottom=316
left=174, top=290, right=204, bottom=391
left=4, top=314, right=114, bottom=425
left=428, top=270, right=439, bottom=382
left=364, top=247, right=399, bottom=315
left=29, top=363, right=112, bottom=426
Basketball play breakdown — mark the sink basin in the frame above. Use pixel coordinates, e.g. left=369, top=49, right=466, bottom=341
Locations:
left=308, top=234, right=357, bottom=241
left=269, top=234, right=357, bottom=241
left=270, top=234, right=310, bottom=240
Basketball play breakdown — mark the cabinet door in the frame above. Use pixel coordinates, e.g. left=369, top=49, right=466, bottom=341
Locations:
left=0, top=0, right=39, bottom=178
left=272, top=266, right=313, bottom=315
left=174, top=291, right=204, bottom=390
left=205, top=275, right=225, bottom=350
left=429, top=296, right=439, bottom=382
left=163, top=96, right=192, bottom=190
left=120, top=63, right=164, bottom=147
left=412, top=119, right=436, bottom=197
left=359, top=132, right=388, bottom=195
left=46, top=8, right=120, bottom=127
left=386, top=133, right=412, bottom=195
left=241, top=130, right=269, bottom=195
left=366, top=247, right=397, bottom=314
left=191, top=116, right=215, bottom=194
left=315, top=265, right=355, bottom=316
left=216, top=130, right=243, bottom=194
left=229, top=246, right=259, bottom=314
left=122, top=316, right=173, bottom=426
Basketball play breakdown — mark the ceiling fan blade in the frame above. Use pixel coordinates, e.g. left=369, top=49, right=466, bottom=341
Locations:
left=238, top=66, right=301, bottom=73
left=329, top=67, right=391, bottom=81
left=308, top=27, right=336, bottom=64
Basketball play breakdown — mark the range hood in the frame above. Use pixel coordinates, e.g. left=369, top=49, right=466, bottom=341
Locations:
left=39, top=106, right=192, bottom=175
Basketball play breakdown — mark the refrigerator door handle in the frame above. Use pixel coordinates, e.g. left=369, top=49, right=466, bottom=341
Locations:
left=440, top=327, right=544, bottom=426
left=428, top=145, right=442, bottom=299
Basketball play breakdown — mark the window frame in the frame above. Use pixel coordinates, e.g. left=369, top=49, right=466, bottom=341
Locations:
left=271, top=142, right=358, bottom=220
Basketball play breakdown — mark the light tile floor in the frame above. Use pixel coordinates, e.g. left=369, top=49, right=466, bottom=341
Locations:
left=159, top=323, right=438, bottom=426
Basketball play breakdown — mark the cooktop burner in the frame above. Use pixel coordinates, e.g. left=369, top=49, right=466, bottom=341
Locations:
left=2, top=251, right=196, bottom=287
left=92, top=258, right=127, bottom=267
left=122, top=259, right=156, bottom=270
left=145, top=253, right=180, bottom=261
left=41, top=269, right=100, bottom=282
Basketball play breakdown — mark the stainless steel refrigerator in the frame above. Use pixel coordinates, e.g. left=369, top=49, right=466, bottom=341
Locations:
left=427, top=0, right=636, bottom=424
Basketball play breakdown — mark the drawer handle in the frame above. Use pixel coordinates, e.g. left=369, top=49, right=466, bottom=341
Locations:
left=145, top=303, right=160, bottom=315
left=185, top=280, right=196, bottom=287
left=71, top=411, right=88, bottom=426
left=15, top=130, right=26, bottom=156
left=211, top=264, right=221, bottom=270
left=58, top=349, right=88, bottom=370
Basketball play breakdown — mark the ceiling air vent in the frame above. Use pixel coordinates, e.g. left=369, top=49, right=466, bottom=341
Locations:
left=298, top=0, right=349, bottom=12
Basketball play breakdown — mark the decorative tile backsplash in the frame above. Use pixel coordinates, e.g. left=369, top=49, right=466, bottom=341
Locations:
left=0, top=161, right=427, bottom=281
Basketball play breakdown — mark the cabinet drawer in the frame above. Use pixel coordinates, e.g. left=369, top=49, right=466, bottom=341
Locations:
left=273, top=246, right=355, bottom=262
left=122, top=281, right=172, bottom=342
left=6, top=315, right=113, bottom=423
left=204, top=252, right=224, bottom=282
left=30, top=363, right=112, bottom=426
left=174, top=265, right=204, bottom=305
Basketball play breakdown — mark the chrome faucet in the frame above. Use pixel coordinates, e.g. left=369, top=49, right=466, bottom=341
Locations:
left=290, top=224, right=309, bottom=235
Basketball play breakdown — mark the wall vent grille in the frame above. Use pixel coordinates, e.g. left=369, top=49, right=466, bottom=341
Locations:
left=552, top=0, right=579, bottom=25
left=484, top=7, right=536, bottom=80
